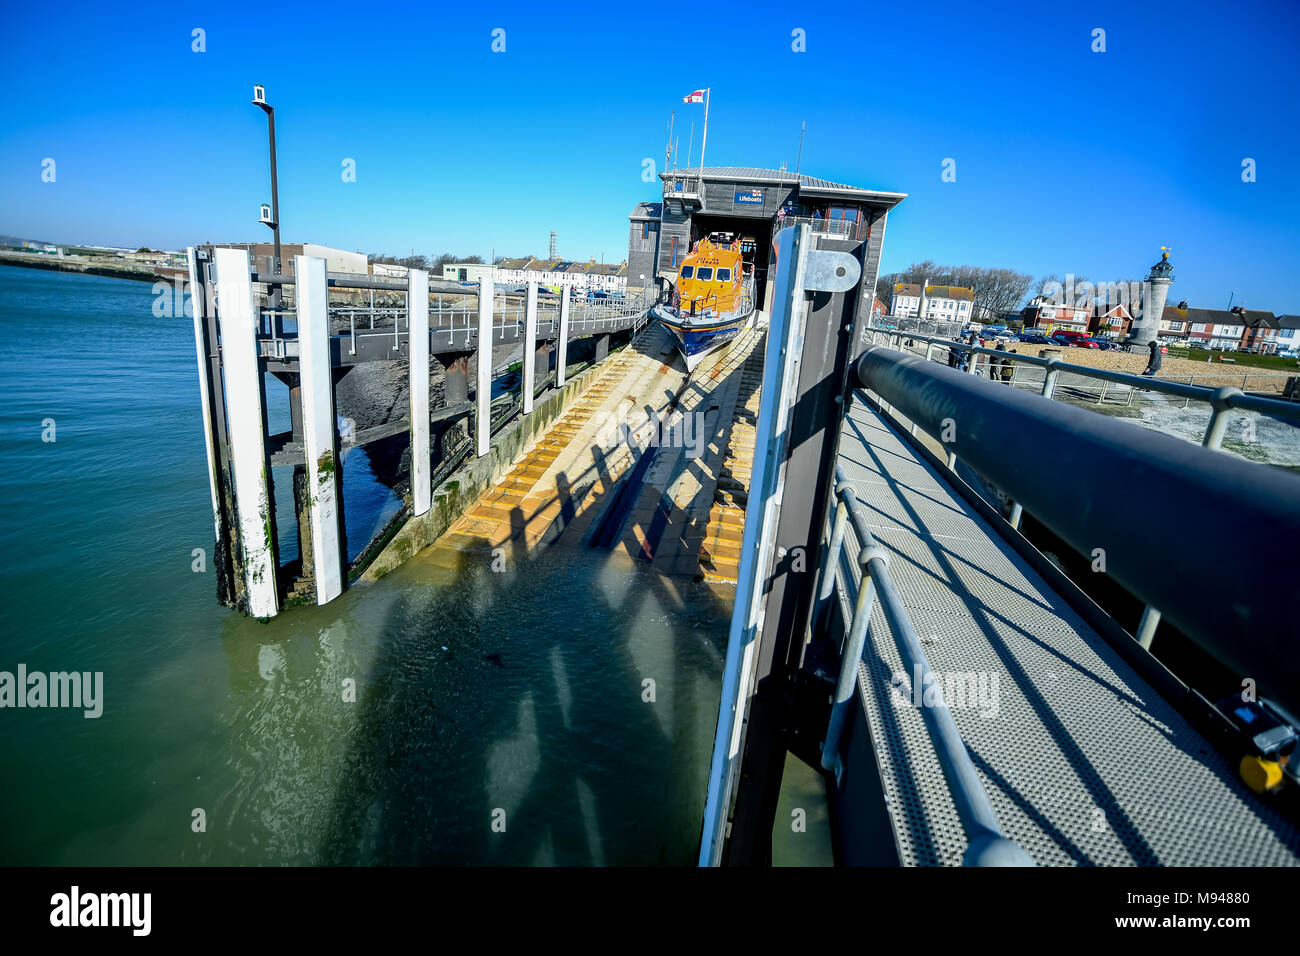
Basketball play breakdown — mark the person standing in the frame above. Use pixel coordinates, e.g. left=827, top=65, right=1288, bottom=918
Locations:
left=992, top=341, right=1008, bottom=381
left=1142, top=340, right=1163, bottom=377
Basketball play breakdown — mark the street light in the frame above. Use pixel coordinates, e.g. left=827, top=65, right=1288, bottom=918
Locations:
left=252, top=84, right=281, bottom=301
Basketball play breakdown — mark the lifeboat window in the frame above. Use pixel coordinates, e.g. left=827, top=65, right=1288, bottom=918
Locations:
left=716, top=268, right=731, bottom=282
left=697, top=267, right=714, bottom=281
left=680, top=265, right=694, bottom=279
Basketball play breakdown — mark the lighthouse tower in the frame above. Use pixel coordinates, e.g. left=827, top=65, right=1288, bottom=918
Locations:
left=1132, top=248, right=1174, bottom=347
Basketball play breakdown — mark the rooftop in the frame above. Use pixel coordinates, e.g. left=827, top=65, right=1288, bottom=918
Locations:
left=662, top=166, right=906, bottom=204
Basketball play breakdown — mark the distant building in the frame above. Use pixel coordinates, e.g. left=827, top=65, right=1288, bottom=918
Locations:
left=217, top=242, right=367, bottom=276
left=1275, top=315, right=1300, bottom=355
left=1161, top=302, right=1275, bottom=351
left=496, top=257, right=534, bottom=287
left=1021, top=294, right=1091, bottom=332
left=1090, top=301, right=1134, bottom=338
left=370, top=261, right=409, bottom=278
left=440, top=262, right=496, bottom=284
left=891, top=283, right=974, bottom=321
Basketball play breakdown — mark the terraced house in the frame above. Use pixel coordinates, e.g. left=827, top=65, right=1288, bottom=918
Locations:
left=1161, top=301, right=1280, bottom=352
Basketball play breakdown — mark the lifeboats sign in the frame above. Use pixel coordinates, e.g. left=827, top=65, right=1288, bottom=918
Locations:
left=733, top=188, right=764, bottom=206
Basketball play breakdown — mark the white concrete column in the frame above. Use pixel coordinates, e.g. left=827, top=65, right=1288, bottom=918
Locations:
left=186, top=247, right=221, bottom=545
left=476, top=277, right=493, bottom=457
left=522, top=281, right=538, bottom=415
left=556, top=285, right=570, bottom=385
left=296, top=255, right=345, bottom=604
left=409, top=268, right=431, bottom=516
left=213, top=247, right=278, bottom=618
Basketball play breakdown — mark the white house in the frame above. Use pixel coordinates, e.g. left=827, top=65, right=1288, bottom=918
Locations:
left=891, top=283, right=974, bottom=321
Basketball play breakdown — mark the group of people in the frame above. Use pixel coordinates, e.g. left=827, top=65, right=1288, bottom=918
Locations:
left=947, top=330, right=1015, bottom=382
left=941, top=330, right=1166, bottom=381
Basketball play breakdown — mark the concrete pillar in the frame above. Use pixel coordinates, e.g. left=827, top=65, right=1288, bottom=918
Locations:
left=295, top=255, right=346, bottom=604
left=556, top=285, right=570, bottom=385
left=444, top=353, right=469, bottom=404
left=523, top=281, right=539, bottom=414
left=477, top=277, right=493, bottom=457
left=213, top=247, right=279, bottom=618
left=288, top=383, right=304, bottom=441
left=409, top=268, right=432, bottom=516
left=594, top=333, right=610, bottom=363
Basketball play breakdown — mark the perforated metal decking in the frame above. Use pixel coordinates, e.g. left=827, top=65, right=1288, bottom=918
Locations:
left=835, top=397, right=1300, bottom=866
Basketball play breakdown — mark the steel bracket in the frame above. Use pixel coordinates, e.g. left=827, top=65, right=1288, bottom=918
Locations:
left=802, top=250, right=860, bottom=293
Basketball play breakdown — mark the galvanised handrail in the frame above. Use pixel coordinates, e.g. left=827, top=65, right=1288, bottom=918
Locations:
left=869, top=328, right=1300, bottom=428
left=866, top=327, right=1300, bottom=648
left=815, top=465, right=1034, bottom=867
left=852, top=344, right=1300, bottom=708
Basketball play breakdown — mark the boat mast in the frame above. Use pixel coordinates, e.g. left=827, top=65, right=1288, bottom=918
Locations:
left=666, top=110, right=675, bottom=171
left=697, top=89, right=711, bottom=184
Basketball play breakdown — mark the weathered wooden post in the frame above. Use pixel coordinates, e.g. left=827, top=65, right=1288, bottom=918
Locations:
left=556, top=285, right=571, bottom=385
left=295, top=255, right=346, bottom=603
left=213, top=247, right=279, bottom=618
left=409, top=268, right=432, bottom=515
left=476, top=277, right=493, bottom=457
left=523, top=281, right=539, bottom=414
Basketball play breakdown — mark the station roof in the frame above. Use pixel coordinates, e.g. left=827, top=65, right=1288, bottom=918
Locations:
left=663, top=166, right=906, bottom=205
left=629, top=201, right=662, bottom=220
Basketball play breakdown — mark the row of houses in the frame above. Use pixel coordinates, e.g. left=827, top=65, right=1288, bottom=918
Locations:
left=1019, top=296, right=1300, bottom=354
left=446, top=257, right=627, bottom=294
left=213, top=243, right=627, bottom=294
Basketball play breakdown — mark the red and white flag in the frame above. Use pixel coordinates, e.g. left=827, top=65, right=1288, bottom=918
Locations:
left=682, top=89, right=706, bottom=103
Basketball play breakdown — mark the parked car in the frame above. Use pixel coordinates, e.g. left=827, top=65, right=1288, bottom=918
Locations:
left=1017, top=332, right=1051, bottom=345
left=1091, top=336, right=1118, bottom=351
left=1051, top=330, right=1099, bottom=349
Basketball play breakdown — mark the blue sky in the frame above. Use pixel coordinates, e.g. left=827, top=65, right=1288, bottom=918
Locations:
left=2, top=0, right=1297, bottom=311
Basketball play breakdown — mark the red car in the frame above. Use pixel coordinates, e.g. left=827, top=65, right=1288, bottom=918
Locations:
left=1051, top=330, right=1099, bottom=349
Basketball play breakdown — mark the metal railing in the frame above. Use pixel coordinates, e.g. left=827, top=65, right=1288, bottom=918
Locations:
left=813, top=465, right=1035, bottom=866
left=774, top=215, right=864, bottom=240
left=663, top=171, right=704, bottom=197
left=867, top=327, right=1300, bottom=445
left=865, top=326, right=1300, bottom=649
left=851, top=342, right=1300, bottom=711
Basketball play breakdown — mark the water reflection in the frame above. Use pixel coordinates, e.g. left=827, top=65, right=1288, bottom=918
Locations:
left=207, top=545, right=730, bottom=865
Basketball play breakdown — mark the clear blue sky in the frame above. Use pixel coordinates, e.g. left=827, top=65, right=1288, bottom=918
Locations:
left=2, top=0, right=1297, bottom=311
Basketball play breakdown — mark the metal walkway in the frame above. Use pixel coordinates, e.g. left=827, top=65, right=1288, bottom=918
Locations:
left=835, top=395, right=1300, bottom=866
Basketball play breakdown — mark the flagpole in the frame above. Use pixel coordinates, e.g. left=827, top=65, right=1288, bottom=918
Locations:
left=697, top=88, right=710, bottom=187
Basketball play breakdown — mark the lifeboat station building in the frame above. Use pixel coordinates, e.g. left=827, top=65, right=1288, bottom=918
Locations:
left=627, top=166, right=905, bottom=313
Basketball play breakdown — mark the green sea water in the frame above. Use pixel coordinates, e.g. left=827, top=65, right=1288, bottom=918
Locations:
left=0, top=264, right=728, bottom=865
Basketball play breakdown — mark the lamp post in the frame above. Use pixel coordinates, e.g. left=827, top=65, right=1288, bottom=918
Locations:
left=252, top=84, right=282, bottom=308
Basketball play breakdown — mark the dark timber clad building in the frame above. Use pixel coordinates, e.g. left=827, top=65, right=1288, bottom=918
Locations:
left=627, top=166, right=905, bottom=314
